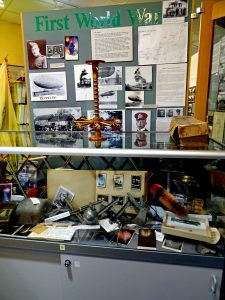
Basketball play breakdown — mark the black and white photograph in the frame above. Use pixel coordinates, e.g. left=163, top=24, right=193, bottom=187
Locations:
left=33, top=107, right=81, bottom=131
left=162, top=237, right=183, bottom=253
left=99, top=89, right=117, bottom=109
left=87, top=110, right=125, bottom=132
left=132, top=110, right=151, bottom=132
left=163, top=0, right=188, bottom=24
left=98, top=66, right=122, bottom=91
left=27, top=39, right=47, bottom=69
left=97, top=173, right=107, bottom=188
left=33, top=107, right=83, bottom=147
left=53, top=185, right=75, bottom=208
left=125, top=91, right=144, bottom=108
left=157, top=108, right=166, bottom=118
left=113, top=174, right=124, bottom=189
left=112, top=195, right=124, bottom=206
left=46, top=44, right=64, bottom=59
left=96, top=194, right=109, bottom=202
left=131, top=175, right=142, bottom=190
left=29, top=72, right=67, bottom=101
left=74, top=64, right=93, bottom=101
left=65, top=36, right=79, bottom=60
left=132, top=132, right=150, bottom=148
left=125, top=66, right=152, bottom=91
left=0, top=183, right=12, bottom=203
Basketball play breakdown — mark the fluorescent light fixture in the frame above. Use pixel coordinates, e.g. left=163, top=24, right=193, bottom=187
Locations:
left=0, top=0, right=4, bottom=8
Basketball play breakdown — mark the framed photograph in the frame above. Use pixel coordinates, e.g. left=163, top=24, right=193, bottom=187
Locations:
left=97, top=173, right=107, bottom=188
left=96, top=194, right=109, bottom=202
left=0, top=183, right=12, bottom=203
left=53, top=185, right=75, bottom=208
left=110, top=229, right=135, bottom=246
left=112, top=195, right=124, bottom=205
left=162, top=237, right=183, bottom=253
left=131, top=175, right=142, bottom=190
left=113, top=174, right=124, bottom=189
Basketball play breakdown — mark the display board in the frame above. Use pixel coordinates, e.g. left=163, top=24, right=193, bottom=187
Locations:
left=21, top=0, right=190, bottom=149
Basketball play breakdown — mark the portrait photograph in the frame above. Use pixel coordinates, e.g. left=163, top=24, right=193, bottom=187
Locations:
left=53, top=185, right=75, bottom=208
left=97, top=173, right=107, bottom=188
left=132, top=110, right=151, bottom=132
left=125, top=66, right=152, bottom=91
left=29, top=72, right=67, bottom=101
left=131, top=175, right=142, bottom=190
left=113, top=174, right=124, bottom=189
left=132, top=132, right=150, bottom=149
left=27, top=39, right=47, bottom=70
left=65, top=36, right=79, bottom=60
left=0, top=183, right=12, bottom=203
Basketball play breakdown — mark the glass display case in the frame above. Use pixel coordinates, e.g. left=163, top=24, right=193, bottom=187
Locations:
left=0, top=130, right=224, bottom=300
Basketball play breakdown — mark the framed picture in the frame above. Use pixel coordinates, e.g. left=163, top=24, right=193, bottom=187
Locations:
left=162, top=237, right=183, bottom=253
left=53, top=185, right=75, bottom=208
left=112, top=195, right=124, bottom=205
left=113, top=174, right=124, bottom=189
left=131, top=175, right=142, bottom=190
left=96, top=194, right=109, bottom=202
left=0, top=183, right=12, bottom=203
left=97, top=173, right=107, bottom=188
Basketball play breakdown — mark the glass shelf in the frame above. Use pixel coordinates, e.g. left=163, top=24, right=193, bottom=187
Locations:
left=0, top=130, right=224, bottom=159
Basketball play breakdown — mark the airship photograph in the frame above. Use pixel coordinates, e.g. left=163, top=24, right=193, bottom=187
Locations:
left=98, top=66, right=122, bottom=91
left=125, top=91, right=144, bottom=108
left=29, top=72, right=67, bottom=101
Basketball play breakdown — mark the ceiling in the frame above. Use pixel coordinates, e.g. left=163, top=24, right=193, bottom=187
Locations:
left=0, top=0, right=159, bottom=24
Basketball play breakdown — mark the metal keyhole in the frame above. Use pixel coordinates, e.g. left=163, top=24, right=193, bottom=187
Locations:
left=64, top=259, right=71, bottom=267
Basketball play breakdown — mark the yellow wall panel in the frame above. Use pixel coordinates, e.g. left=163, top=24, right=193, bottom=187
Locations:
left=0, top=20, right=24, bottom=66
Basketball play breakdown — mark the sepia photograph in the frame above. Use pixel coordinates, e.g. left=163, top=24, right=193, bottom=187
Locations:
left=132, top=132, right=150, bottom=148
left=65, top=36, right=79, bottom=60
left=125, top=66, right=152, bottom=91
left=96, top=194, right=109, bottom=202
left=46, top=44, right=64, bottom=59
left=27, top=39, right=47, bottom=69
left=29, top=72, right=67, bottom=101
left=53, top=185, right=75, bottom=208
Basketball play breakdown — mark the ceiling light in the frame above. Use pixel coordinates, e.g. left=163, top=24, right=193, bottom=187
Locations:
left=0, top=0, right=4, bottom=8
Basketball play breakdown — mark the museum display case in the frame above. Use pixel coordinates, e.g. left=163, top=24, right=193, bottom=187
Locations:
left=0, top=130, right=224, bottom=300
